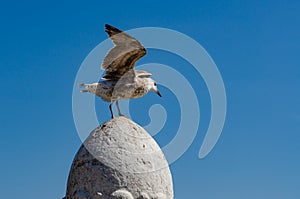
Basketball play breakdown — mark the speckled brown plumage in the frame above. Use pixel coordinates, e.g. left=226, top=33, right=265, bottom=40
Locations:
left=80, top=24, right=161, bottom=118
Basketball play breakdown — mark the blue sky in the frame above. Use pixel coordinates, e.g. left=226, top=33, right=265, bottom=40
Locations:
left=0, top=0, right=300, bottom=198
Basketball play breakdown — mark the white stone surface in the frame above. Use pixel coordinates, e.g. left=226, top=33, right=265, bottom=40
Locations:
left=65, top=117, right=173, bottom=199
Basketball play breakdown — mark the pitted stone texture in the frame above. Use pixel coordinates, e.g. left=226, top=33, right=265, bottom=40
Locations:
left=66, top=117, right=173, bottom=199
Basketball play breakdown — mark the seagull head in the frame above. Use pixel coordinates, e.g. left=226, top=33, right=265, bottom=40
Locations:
left=145, top=78, right=162, bottom=97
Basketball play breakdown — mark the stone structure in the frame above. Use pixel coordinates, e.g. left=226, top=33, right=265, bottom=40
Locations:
left=65, top=117, right=173, bottom=199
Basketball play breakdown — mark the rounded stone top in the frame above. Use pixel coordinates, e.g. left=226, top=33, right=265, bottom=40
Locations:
left=66, top=117, right=173, bottom=199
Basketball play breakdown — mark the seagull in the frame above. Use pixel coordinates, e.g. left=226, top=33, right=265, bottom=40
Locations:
left=80, top=24, right=162, bottom=118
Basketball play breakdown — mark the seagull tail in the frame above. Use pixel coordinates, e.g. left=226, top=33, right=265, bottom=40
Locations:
left=78, top=83, right=86, bottom=88
left=78, top=83, right=89, bottom=93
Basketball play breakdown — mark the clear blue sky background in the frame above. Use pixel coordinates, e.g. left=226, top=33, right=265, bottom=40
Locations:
left=1, top=0, right=300, bottom=198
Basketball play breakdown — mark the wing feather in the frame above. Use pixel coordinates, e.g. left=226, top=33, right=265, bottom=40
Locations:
left=102, top=24, right=146, bottom=79
left=135, top=70, right=152, bottom=78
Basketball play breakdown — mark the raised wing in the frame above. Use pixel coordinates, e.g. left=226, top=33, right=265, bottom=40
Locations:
left=102, top=24, right=146, bottom=80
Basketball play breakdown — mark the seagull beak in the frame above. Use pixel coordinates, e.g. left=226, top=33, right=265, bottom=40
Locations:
left=156, top=90, right=162, bottom=97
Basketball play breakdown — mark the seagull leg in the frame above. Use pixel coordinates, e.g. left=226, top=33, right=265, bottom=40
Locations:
left=116, top=100, right=124, bottom=117
left=109, top=102, right=114, bottom=119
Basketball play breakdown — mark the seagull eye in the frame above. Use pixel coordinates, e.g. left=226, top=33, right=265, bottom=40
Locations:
left=154, top=82, right=157, bottom=86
